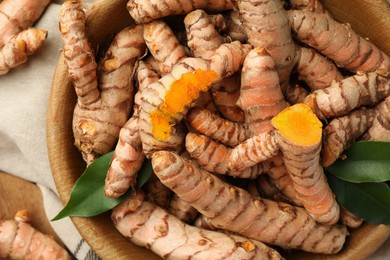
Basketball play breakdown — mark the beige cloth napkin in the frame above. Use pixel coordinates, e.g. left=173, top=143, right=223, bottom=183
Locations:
left=0, top=1, right=389, bottom=260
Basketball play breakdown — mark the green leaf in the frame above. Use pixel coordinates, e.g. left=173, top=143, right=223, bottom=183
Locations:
left=52, top=152, right=152, bottom=221
left=326, top=141, right=390, bottom=183
left=327, top=172, right=390, bottom=226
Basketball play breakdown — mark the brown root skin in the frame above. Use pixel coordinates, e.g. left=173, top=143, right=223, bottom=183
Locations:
left=127, top=0, right=234, bottom=24
left=143, top=174, right=172, bottom=208
left=168, top=194, right=199, bottom=224
left=289, top=10, right=390, bottom=72
left=321, top=107, right=377, bottom=167
left=272, top=104, right=340, bottom=225
left=60, top=0, right=147, bottom=163
left=362, top=96, right=390, bottom=142
left=186, top=107, right=249, bottom=148
left=285, top=84, right=310, bottom=105
left=0, top=211, right=71, bottom=259
left=144, top=20, right=186, bottom=75
left=0, top=0, right=50, bottom=48
left=289, top=0, right=329, bottom=14
left=305, top=71, right=390, bottom=120
left=112, top=190, right=284, bottom=260
left=237, top=0, right=297, bottom=93
left=295, top=46, right=343, bottom=90
left=152, top=151, right=347, bottom=254
left=238, top=47, right=287, bottom=136
left=0, top=28, right=47, bottom=75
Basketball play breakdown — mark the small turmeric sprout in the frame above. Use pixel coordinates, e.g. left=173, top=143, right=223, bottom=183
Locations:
left=272, top=103, right=340, bottom=225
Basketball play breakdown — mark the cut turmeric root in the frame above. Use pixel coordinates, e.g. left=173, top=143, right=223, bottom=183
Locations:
left=0, top=210, right=70, bottom=259
left=272, top=103, right=340, bottom=225
left=152, top=151, right=347, bottom=254
left=112, top=191, right=283, bottom=259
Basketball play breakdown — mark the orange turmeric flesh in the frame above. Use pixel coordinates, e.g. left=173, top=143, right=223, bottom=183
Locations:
left=151, top=69, right=218, bottom=141
left=161, top=69, right=219, bottom=116
left=272, top=103, right=322, bottom=146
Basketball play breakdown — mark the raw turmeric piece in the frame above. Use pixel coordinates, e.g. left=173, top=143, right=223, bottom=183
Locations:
left=223, top=10, right=247, bottom=43
left=305, top=71, right=390, bottom=119
left=185, top=132, right=264, bottom=179
left=185, top=9, right=229, bottom=59
left=237, top=47, right=288, bottom=136
left=272, top=103, right=340, bottom=225
left=127, top=0, right=234, bottom=24
left=236, top=0, right=297, bottom=92
left=289, top=10, right=390, bottom=72
left=0, top=28, right=47, bottom=75
left=229, top=131, right=279, bottom=172
left=60, top=0, right=146, bottom=163
left=321, top=107, right=377, bottom=167
left=0, top=0, right=50, bottom=48
left=363, top=96, right=390, bottom=142
left=144, top=20, right=186, bottom=75
left=152, top=151, right=347, bottom=254
left=0, top=210, right=71, bottom=259
left=186, top=107, right=249, bottom=147
left=104, top=115, right=144, bottom=198
left=255, top=174, right=296, bottom=205
left=139, top=41, right=251, bottom=156
left=211, top=74, right=246, bottom=123
left=295, top=46, right=343, bottom=90
left=112, top=191, right=283, bottom=260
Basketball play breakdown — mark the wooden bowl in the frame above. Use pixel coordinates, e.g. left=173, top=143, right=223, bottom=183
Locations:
left=47, top=0, right=390, bottom=259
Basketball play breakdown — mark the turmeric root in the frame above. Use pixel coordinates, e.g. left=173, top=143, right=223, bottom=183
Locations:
left=362, top=96, right=390, bottom=142
left=0, top=28, right=47, bottom=75
left=340, top=208, right=363, bottom=229
left=0, top=210, right=71, bottom=259
left=60, top=0, right=146, bottom=163
left=112, top=191, right=283, bottom=260
left=152, top=151, right=347, bottom=254
left=229, top=131, right=279, bottom=172
left=139, top=41, right=251, bottom=156
left=321, top=107, right=377, bottom=167
left=186, top=107, right=249, bottom=147
left=237, top=47, right=287, bottom=136
left=144, top=20, right=186, bottom=75
left=236, top=0, right=297, bottom=92
left=127, top=0, right=234, bottom=24
left=185, top=9, right=229, bottom=59
left=289, top=10, right=390, bottom=72
left=295, top=46, right=343, bottom=90
left=185, top=132, right=264, bottom=179
left=168, top=194, right=199, bottom=224
left=272, top=103, right=340, bottom=225
left=0, top=0, right=49, bottom=48
left=305, top=71, right=390, bottom=119
left=210, top=75, right=246, bottom=123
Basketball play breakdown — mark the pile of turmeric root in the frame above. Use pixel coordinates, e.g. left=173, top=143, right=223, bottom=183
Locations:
left=60, top=0, right=390, bottom=258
